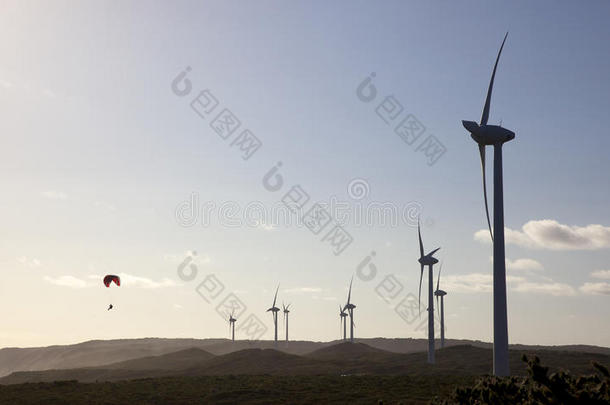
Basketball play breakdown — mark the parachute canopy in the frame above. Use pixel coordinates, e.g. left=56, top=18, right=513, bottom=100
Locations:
left=103, top=275, right=121, bottom=287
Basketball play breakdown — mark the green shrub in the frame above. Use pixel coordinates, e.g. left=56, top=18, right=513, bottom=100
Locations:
left=433, top=355, right=610, bottom=404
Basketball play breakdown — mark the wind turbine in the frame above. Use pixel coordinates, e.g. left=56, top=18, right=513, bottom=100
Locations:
left=418, top=220, right=440, bottom=364
left=434, top=262, right=447, bottom=348
left=228, top=310, right=237, bottom=342
left=339, top=305, right=348, bottom=340
left=344, top=277, right=356, bottom=342
left=461, top=32, right=514, bottom=376
left=266, top=284, right=280, bottom=345
left=282, top=302, right=291, bottom=342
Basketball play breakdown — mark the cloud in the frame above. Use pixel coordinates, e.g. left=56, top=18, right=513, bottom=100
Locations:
left=163, top=252, right=210, bottom=265
left=173, top=303, right=183, bottom=309
left=475, top=220, right=610, bottom=250
left=0, top=80, right=13, bottom=89
left=579, top=282, right=610, bottom=295
left=591, top=270, right=610, bottom=280
left=505, top=258, right=544, bottom=271
left=17, top=256, right=41, bottom=268
left=441, top=273, right=575, bottom=296
left=94, top=201, right=116, bottom=211
left=41, top=191, right=67, bottom=200
left=118, top=273, right=178, bottom=289
left=44, top=275, right=91, bottom=288
left=440, top=273, right=495, bottom=293
left=254, top=220, right=275, bottom=231
left=512, top=282, right=576, bottom=296
left=284, top=287, right=322, bottom=294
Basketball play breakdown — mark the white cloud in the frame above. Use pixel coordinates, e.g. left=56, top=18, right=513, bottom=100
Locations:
left=284, top=287, right=322, bottom=294
left=440, top=273, right=494, bottom=293
left=512, top=282, right=576, bottom=296
left=254, top=220, right=275, bottom=231
left=163, top=251, right=210, bottom=265
left=173, top=303, right=183, bottom=309
left=17, top=256, right=41, bottom=268
left=41, top=191, right=67, bottom=200
left=591, top=270, right=610, bottom=280
left=441, top=272, right=576, bottom=296
left=506, top=258, right=544, bottom=271
left=44, top=275, right=91, bottom=288
left=94, top=201, right=116, bottom=211
left=579, top=282, right=610, bottom=296
left=0, top=80, right=13, bottom=89
left=475, top=219, right=610, bottom=250
left=118, top=273, right=178, bottom=289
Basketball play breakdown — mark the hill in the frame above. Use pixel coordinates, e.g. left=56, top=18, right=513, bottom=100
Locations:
left=103, top=347, right=215, bottom=370
left=1, top=342, right=608, bottom=384
left=1, top=337, right=608, bottom=379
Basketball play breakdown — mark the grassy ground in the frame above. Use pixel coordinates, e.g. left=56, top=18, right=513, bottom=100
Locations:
left=0, top=374, right=476, bottom=405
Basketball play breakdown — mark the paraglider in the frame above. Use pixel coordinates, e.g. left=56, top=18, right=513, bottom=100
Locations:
left=103, top=275, right=120, bottom=310
left=103, top=275, right=121, bottom=287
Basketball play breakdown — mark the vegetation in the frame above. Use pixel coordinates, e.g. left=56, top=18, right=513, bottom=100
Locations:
left=433, top=355, right=610, bottom=404
left=0, top=374, right=475, bottom=405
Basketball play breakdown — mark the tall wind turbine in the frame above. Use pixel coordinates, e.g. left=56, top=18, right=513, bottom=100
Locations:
left=339, top=305, right=348, bottom=340
left=344, top=277, right=356, bottom=342
left=418, top=220, right=440, bottom=364
left=434, top=262, right=447, bottom=349
left=266, top=284, right=280, bottom=345
left=462, top=32, right=514, bottom=376
left=282, top=302, right=291, bottom=342
left=228, top=310, right=237, bottom=342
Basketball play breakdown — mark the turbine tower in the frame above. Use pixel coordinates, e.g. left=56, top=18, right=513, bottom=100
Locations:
left=228, top=310, right=236, bottom=342
left=434, top=262, right=447, bottom=349
left=418, top=220, right=440, bottom=364
left=282, top=302, right=291, bottom=342
left=344, top=277, right=356, bottom=342
left=461, top=32, right=514, bottom=376
left=266, top=284, right=280, bottom=345
left=339, top=305, right=348, bottom=340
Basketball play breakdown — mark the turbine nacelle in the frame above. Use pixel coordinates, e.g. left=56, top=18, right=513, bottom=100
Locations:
left=418, top=254, right=439, bottom=266
left=344, top=303, right=356, bottom=310
left=267, top=306, right=280, bottom=313
left=462, top=121, right=515, bottom=145
left=434, top=289, right=447, bottom=297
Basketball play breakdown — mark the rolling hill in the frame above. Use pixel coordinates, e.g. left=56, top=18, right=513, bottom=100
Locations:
left=1, top=341, right=608, bottom=384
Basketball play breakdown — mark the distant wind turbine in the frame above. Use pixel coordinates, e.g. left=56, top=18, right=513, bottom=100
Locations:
left=434, top=262, right=447, bottom=348
left=228, top=310, right=237, bottom=342
left=266, top=284, right=280, bottom=345
left=282, top=302, right=291, bottom=342
left=343, top=277, right=356, bottom=342
left=339, top=305, right=348, bottom=340
left=461, top=32, right=514, bottom=376
left=418, top=220, right=440, bottom=364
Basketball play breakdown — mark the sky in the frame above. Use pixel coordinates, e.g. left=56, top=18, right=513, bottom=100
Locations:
left=0, top=0, right=609, bottom=348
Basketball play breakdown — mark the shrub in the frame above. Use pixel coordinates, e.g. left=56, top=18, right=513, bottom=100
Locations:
left=433, top=355, right=610, bottom=404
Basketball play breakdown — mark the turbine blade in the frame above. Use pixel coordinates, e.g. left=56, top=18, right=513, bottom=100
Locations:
left=479, top=144, right=494, bottom=241
left=480, top=32, right=508, bottom=126
left=437, top=261, right=443, bottom=292
left=347, top=276, right=353, bottom=304
left=418, top=219, right=424, bottom=258
left=272, top=284, right=279, bottom=308
left=427, top=247, right=441, bottom=257
left=418, top=263, right=424, bottom=317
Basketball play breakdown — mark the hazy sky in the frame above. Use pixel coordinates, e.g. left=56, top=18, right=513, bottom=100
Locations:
left=1, top=0, right=609, bottom=348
